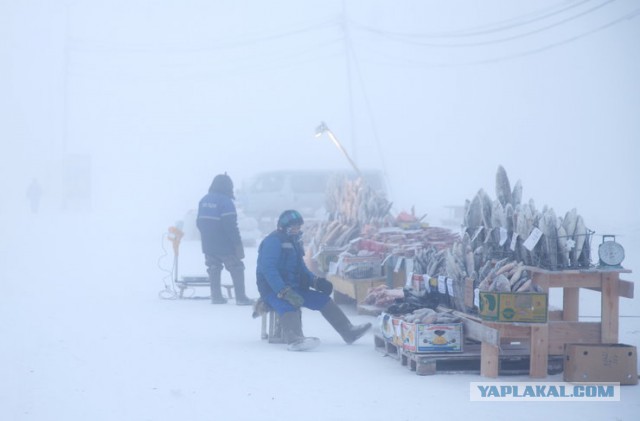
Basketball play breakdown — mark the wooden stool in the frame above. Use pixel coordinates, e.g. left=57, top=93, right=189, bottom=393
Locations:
left=221, top=284, right=234, bottom=299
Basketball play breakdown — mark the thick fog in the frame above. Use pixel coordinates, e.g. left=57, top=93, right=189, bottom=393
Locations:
left=2, top=0, right=639, bottom=255
left=3, top=3, right=640, bottom=419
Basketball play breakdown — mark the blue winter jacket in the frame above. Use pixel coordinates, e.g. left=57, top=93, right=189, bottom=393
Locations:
left=256, top=230, right=317, bottom=297
left=196, top=191, right=242, bottom=256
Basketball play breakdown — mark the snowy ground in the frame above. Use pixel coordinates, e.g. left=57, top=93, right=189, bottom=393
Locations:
left=2, top=212, right=639, bottom=421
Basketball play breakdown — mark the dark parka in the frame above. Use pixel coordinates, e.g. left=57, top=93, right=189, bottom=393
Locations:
left=196, top=176, right=243, bottom=257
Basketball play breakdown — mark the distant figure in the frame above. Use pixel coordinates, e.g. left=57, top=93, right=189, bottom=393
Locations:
left=26, top=178, right=43, bottom=213
left=256, top=209, right=372, bottom=351
left=197, top=173, right=254, bottom=306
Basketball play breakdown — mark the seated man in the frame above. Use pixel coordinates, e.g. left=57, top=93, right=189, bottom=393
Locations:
left=256, top=209, right=371, bottom=351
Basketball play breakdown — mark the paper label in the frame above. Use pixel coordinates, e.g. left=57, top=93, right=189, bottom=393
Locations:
left=446, top=277, right=454, bottom=297
left=474, top=288, right=480, bottom=307
left=499, top=227, right=508, bottom=246
left=523, top=227, right=543, bottom=251
left=510, top=233, right=518, bottom=251
left=437, top=275, right=447, bottom=294
left=404, top=258, right=414, bottom=286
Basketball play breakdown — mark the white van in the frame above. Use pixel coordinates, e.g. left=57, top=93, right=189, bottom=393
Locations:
left=237, top=169, right=386, bottom=230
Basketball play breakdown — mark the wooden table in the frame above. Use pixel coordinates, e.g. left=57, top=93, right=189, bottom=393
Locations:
left=476, top=267, right=634, bottom=378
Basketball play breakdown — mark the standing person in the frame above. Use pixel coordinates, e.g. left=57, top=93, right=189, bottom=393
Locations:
left=256, top=209, right=371, bottom=351
left=197, top=173, right=254, bottom=306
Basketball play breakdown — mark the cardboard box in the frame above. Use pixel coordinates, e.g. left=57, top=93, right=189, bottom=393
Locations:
left=479, top=291, right=548, bottom=323
left=391, top=316, right=403, bottom=347
left=378, top=312, right=394, bottom=341
left=563, top=343, right=638, bottom=385
left=402, top=321, right=463, bottom=353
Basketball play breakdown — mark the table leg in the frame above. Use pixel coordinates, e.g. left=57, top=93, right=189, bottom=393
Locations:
left=601, top=273, right=619, bottom=343
left=481, top=342, right=499, bottom=378
left=530, top=324, right=549, bottom=378
left=563, top=288, right=579, bottom=321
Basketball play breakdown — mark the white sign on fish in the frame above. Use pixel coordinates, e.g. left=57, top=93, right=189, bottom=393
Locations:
left=499, top=227, right=508, bottom=246
left=510, top=233, right=519, bottom=251
left=523, top=227, right=543, bottom=251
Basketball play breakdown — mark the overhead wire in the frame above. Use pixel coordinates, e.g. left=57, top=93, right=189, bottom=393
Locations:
left=69, top=16, right=341, bottom=54
left=355, top=0, right=617, bottom=48
left=463, top=7, right=640, bottom=66
left=346, top=40, right=391, bottom=197
left=351, top=0, right=595, bottom=39
left=349, top=6, right=640, bottom=68
left=69, top=17, right=345, bottom=77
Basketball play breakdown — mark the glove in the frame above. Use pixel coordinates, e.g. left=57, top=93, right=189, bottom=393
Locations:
left=278, top=286, right=304, bottom=307
left=313, top=277, right=333, bottom=295
left=235, top=244, right=245, bottom=260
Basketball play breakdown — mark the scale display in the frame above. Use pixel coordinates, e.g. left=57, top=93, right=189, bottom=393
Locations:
left=598, top=235, right=625, bottom=267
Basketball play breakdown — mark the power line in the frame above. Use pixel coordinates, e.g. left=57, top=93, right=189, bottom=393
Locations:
left=346, top=41, right=390, bottom=192
left=350, top=0, right=595, bottom=39
left=352, top=7, right=640, bottom=68
left=351, top=0, right=616, bottom=47
left=466, top=7, right=640, bottom=65
left=69, top=16, right=341, bottom=54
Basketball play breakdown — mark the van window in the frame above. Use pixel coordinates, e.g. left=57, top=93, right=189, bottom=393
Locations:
left=251, top=173, right=284, bottom=193
left=238, top=169, right=387, bottom=224
left=291, top=173, right=329, bottom=194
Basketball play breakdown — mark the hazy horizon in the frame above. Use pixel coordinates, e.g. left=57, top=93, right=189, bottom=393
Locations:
left=3, top=0, right=639, bottom=245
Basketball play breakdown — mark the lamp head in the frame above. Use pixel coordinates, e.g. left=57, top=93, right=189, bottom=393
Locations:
left=315, top=121, right=328, bottom=138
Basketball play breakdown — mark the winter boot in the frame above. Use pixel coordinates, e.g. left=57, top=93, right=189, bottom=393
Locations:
left=229, top=268, right=254, bottom=306
left=208, top=270, right=227, bottom=304
left=320, top=300, right=372, bottom=344
left=280, top=310, right=320, bottom=352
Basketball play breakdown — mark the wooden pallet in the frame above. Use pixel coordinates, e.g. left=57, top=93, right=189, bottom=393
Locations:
left=374, top=334, right=562, bottom=376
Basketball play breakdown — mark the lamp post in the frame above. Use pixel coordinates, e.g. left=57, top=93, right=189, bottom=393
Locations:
left=315, top=121, right=362, bottom=178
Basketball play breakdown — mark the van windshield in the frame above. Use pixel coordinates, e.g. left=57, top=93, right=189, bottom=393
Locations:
left=291, top=173, right=329, bottom=194
left=250, top=173, right=284, bottom=193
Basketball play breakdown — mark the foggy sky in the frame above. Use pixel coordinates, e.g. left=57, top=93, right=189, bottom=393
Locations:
left=2, top=0, right=639, bottom=241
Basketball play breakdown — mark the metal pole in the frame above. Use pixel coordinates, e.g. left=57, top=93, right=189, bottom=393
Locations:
left=326, top=129, right=362, bottom=178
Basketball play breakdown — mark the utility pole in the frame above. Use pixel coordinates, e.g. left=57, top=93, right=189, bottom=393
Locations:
left=341, top=0, right=357, bottom=164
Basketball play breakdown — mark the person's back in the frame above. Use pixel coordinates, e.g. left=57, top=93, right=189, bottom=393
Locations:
left=197, top=173, right=253, bottom=306
left=197, top=191, right=240, bottom=257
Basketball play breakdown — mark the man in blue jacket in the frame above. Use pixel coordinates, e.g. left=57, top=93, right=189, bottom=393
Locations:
left=197, top=173, right=254, bottom=306
left=257, top=209, right=371, bottom=351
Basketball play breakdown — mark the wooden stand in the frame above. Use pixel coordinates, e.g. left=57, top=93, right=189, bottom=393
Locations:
left=327, top=274, right=388, bottom=305
left=476, top=267, right=634, bottom=378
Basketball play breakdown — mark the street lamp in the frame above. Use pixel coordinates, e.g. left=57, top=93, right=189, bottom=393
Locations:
left=314, top=121, right=362, bottom=178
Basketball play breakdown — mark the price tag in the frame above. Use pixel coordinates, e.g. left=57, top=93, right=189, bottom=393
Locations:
left=404, top=258, right=414, bottom=287
left=523, top=227, right=543, bottom=251
left=474, top=288, right=480, bottom=308
left=510, top=233, right=518, bottom=251
left=499, top=227, right=508, bottom=246
left=437, top=275, right=446, bottom=294
left=446, top=277, right=454, bottom=297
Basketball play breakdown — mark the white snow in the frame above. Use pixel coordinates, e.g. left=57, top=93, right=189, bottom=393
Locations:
left=2, top=1, right=640, bottom=419
left=2, top=211, right=639, bottom=421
